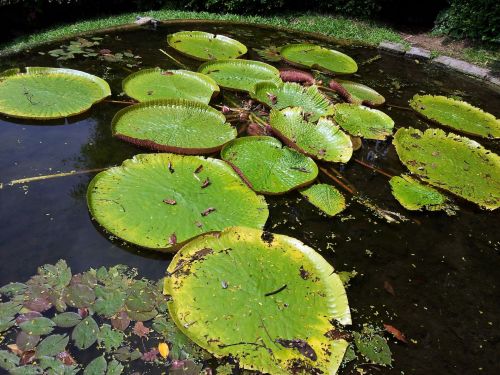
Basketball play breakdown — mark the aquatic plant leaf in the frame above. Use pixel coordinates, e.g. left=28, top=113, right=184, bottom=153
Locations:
left=0, top=283, right=27, bottom=297
left=93, top=287, right=126, bottom=318
left=0, top=67, right=110, bottom=120
left=19, top=317, right=55, bottom=336
left=167, top=31, right=247, bottom=61
left=254, top=45, right=282, bottom=62
left=198, top=59, right=281, bottom=93
left=16, top=332, right=40, bottom=352
left=409, top=94, right=500, bottom=138
left=83, top=356, right=106, bottom=375
left=122, top=68, right=219, bottom=104
left=64, top=283, right=96, bottom=309
left=72, top=316, right=99, bottom=350
left=111, top=99, right=236, bottom=154
left=164, top=227, right=351, bottom=375
left=87, top=153, right=269, bottom=250
left=389, top=175, right=450, bottom=211
left=333, top=103, right=394, bottom=140
left=393, top=127, right=500, bottom=210
left=329, top=79, right=385, bottom=106
left=105, top=359, right=123, bottom=375
left=0, top=349, right=20, bottom=370
left=251, top=82, right=333, bottom=122
left=35, top=334, right=69, bottom=358
left=280, top=44, right=357, bottom=74
left=221, top=136, right=318, bottom=194
left=269, top=107, right=352, bottom=163
left=353, top=327, right=392, bottom=366
left=300, top=184, right=346, bottom=216
left=9, top=365, right=44, bottom=375
left=97, top=325, right=124, bottom=352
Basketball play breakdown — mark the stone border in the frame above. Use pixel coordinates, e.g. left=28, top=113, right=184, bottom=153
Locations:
left=378, top=41, right=499, bottom=88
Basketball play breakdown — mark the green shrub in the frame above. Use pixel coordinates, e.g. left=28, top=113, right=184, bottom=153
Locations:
left=434, top=0, right=500, bottom=43
left=184, top=0, right=285, bottom=14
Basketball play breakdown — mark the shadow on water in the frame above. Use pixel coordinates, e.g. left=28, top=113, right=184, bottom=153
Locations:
left=0, top=21, right=499, bottom=375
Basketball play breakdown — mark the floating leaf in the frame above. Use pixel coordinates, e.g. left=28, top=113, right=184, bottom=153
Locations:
left=0, top=349, right=20, bottom=370
left=221, top=136, right=318, bottom=194
left=111, top=311, right=130, bottom=331
left=300, top=184, right=346, bottom=216
left=35, top=334, right=69, bottom=358
left=164, top=227, right=351, bottom=375
left=158, top=343, right=169, bottom=359
left=64, top=283, right=96, bottom=309
left=389, top=175, right=452, bottom=212
left=251, top=82, right=333, bottom=122
left=393, top=127, right=500, bottom=210
left=0, top=283, right=27, bottom=297
left=141, top=348, right=159, bottom=362
left=333, top=103, right=394, bottom=140
left=254, top=45, right=282, bottom=62
left=0, top=67, right=110, bottom=119
left=93, top=287, right=126, bottom=318
left=87, top=153, right=268, bottom=250
left=198, top=59, right=281, bottom=93
left=105, top=359, right=123, bottom=375
left=353, top=327, right=392, bottom=366
left=97, top=324, right=124, bottom=352
left=19, top=317, right=55, bottom=336
left=83, top=356, right=107, bottom=375
left=15, top=332, right=40, bottom=352
left=122, top=68, right=219, bottom=104
left=72, top=316, right=99, bottom=350
left=132, top=321, right=150, bottom=338
left=280, top=44, right=357, bottom=74
left=409, top=94, right=500, bottom=139
left=329, top=79, right=385, bottom=106
left=167, top=31, right=247, bottom=60
left=383, top=324, right=408, bottom=343
left=111, top=99, right=236, bottom=154
left=269, top=107, right=352, bottom=163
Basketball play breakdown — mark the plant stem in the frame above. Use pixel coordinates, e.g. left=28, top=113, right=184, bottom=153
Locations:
left=2, top=167, right=110, bottom=188
left=386, top=103, right=412, bottom=111
left=353, top=158, right=394, bottom=178
left=318, top=166, right=357, bottom=195
left=158, top=48, right=189, bottom=69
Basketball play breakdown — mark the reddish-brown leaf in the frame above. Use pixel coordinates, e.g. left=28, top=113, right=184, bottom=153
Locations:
left=141, top=348, right=159, bottom=362
left=133, top=321, right=150, bottom=338
left=111, top=311, right=131, bottom=331
left=384, top=280, right=395, bottom=296
left=384, top=324, right=408, bottom=343
left=57, top=351, right=77, bottom=365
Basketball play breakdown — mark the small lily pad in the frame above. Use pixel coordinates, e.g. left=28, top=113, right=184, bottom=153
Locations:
left=87, top=153, right=269, bottom=250
left=0, top=67, right=110, bottom=119
left=389, top=175, right=451, bottom=212
left=409, top=94, right=500, bottom=138
left=251, top=82, right=333, bottom=121
left=333, top=103, right=394, bottom=140
left=269, top=107, right=353, bottom=163
left=35, top=334, right=69, bottom=358
left=111, top=99, right=236, bottom=154
left=122, top=68, right=219, bottom=104
left=221, top=136, right=319, bottom=194
left=72, top=316, right=99, bottom=350
left=329, top=79, right=385, bottom=106
left=280, top=44, right=358, bottom=74
left=300, top=184, right=346, bottom=216
left=19, top=317, right=55, bottom=335
left=198, top=59, right=281, bottom=93
left=165, top=227, right=351, bottom=375
left=167, top=31, right=247, bottom=60
left=353, top=327, right=392, bottom=366
left=393, top=127, right=500, bottom=210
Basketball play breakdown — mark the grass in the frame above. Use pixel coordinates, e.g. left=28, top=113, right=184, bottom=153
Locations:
left=0, top=9, right=406, bottom=56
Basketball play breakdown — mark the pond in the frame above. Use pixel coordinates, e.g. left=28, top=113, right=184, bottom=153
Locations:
left=0, top=20, right=499, bottom=374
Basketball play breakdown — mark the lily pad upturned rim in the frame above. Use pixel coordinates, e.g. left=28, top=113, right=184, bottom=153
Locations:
left=329, top=79, right=385, bottom=107
left=122, top=67, right=220, bottom=104
left=167, top=31, right=248, bottom=61
left=280, top=43, right=358, bottom=75
left=333, top=103, right=395, bottom=140
left=0, top=67, right=111, bottom=120
left=165, top=226, right=351, bottom=375
left=409, top=94, right=500, bottom=139
left=111, top=99, right=236, bottom=154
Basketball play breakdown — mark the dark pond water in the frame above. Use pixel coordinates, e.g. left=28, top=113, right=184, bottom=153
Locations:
left=0, top=21, right=499, bottom=375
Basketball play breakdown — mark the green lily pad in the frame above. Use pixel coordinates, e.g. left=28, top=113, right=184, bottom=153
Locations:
left=198, top=59, right=281, bottom=93
left=393, top=127, right=500, bottom=210
left=251, top=82, right=333, bottom=122
left=87, top=153, right=269, bottom=250
left=300, top=184, right=346, bottom=216
left=84, top=356, right=107, bottom=375
left=164, top=227, right=351, bottom=375
left=329, top=79, right=385, bottom=106
left=122, top=68, right=219, bottom=104
left=167, top=31, right=247, bottom=61
left=409, top=94, right=500, bottom=139
left=269, top=107, right=353, bottom=163
left=389, top=175, right=451, bottom=212
left=0, top=67, right=110, bottom=119
left=52, top=312, right=82, bottom=328
left=19, top=317, right=55, bottom=336
left=72, top=316, right=99, bottom=350
left=333, top=103, right=394, bottom=140
left=35, top=334, right=69, bottom=358
left=111, top=99, right=236, bottom=154
left=280, top=44, right=358, bottom=74
left=221, top=136, right=318, bottom=194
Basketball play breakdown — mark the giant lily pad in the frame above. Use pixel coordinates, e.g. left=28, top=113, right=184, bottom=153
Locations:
left=198, top=59, right=281, bottom=93
left=221, top=136, right=318, bottom=194
left=329, top=79, right=385, bottom=106
left=409, top=94, right=500, bottom=139
left=122, top=68, right=219, bottom=104
left=300, top=184, right=346, bottom=216
left=251, top=82, right=334, bottom=121
left=269, top=107, right=353, bottom=163
left=333, top=103, right=394, bottom=140
left=280, top=44, right=358, bottom=74
left=167, top=31, right=247, bottom=61
left=393, top=127, right=500, bottom=210
left=164, top=226, right=351, bottom=375
left=389, top=175, right=451, bottom=212
left=0, top=67, right=110, bottom=119
left=111, top=99, right=236, bottom=154
left=87, top=153, right=269, bottom=250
